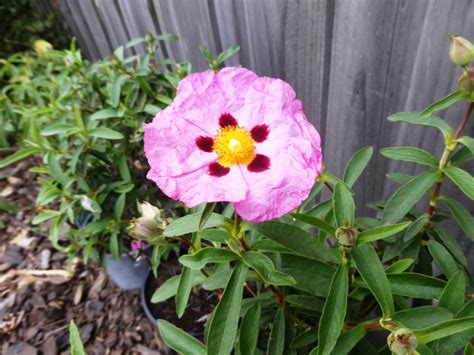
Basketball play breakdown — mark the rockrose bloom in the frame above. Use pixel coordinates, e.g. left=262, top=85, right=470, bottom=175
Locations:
left=144, top=67, right=322, bottom=222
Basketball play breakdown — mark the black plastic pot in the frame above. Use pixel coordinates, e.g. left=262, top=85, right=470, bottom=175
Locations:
left=104, top=252, right=150, bottom=290
left=141, top=268, right=204, bottom=338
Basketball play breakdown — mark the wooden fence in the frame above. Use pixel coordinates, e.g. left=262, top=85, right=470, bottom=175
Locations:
left=35, top=0, right=474, bottom=265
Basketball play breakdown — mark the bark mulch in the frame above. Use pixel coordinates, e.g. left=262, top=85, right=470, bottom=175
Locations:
left=0, top=160, right=168, bottom=354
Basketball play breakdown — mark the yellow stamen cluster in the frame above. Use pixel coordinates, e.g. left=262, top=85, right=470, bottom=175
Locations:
left=213, top=126, right=256, bottom=167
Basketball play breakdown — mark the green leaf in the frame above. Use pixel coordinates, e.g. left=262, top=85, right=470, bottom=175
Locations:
left=90, top=108, right=121, bottom=120
left=417, top=317, right=474, bottom=345
left=380, top=147, right=438, bottom=167
left=239, top=303, right=261, bottom=355
left=40, top=123, right=75, bottom=136
left=157, top=319, right=206, bottom=355
left=89, top=127, right=124, bottom=140
left=382, top=170, right=440, bottom=224
left=393, top=306, right=454, bottom=329
left=291, top=328, right=318, bottom=349
left=114, top=193, right=126, bottom=220
left=254, top=221, right=338, bottom=263
left=440, top=197, right=474, bottom=241
left=387, top=273, right=446, bottom=299
left=69, top=320, right=86, bottom=355
left=465, top=343, right=474, bottom=355
left=317, top=261, right=349, bottom=355
left=208, top=261, right=248, bottom=355
left=435, top=301, right=474, bottom=354
left=109, top=231, right=120, bottom=259
left=331, top=325, right=366, bottom=355
left=165, top=213, right=226, bottom=237
left=443, top=166, right=474, bottom=200
left=267, top=308, right=286, bottom=355
left=352, top=243, right=394, bottom=318
left=403, top=214, right=428, bottom=243
left=111, top=74, right=128, bottom=108
left=385, top=258, right=414, bottom=274
left=144, top=104, right=161, bottom=115
left=199, top=202, right=216, bottom=231
left=151, top=273, right=206, bottom=303
left=0, top=147, right=41, bottom=168
left=451, top=146, right=474, bottom=166
left=47, top=155, right=68, bottom=187
left=199, top=229, right=229, bottom=243
left=427, top=240, right=462, bottom=279
left=117, top=155, right=131, bottom=182
left=432, top=225, right=467, bottom=267
left=243, top=251, right=296, bottom=286
left=357, top=221, right=410, bottom=245
left=216, top=45, right=240, bottom=64
left=31, top=209, right=61, bottom=224
left=457, top=136, right=474, bottom=154
left=386, top=172, right=414, bottom=185
left=285, top=295, right=325, bottom=312
left=175, top=266, right=194, bottom=318
left=333, top=183, right=355, bottom=227
left=291, top=213, right=336, bottom=235
left=438, top=271, right=466, bottom=313
left=179, top=248, right=239, bottom=270
left=343, top=146, right=373, bottom=187
left=421, top=90, right=466, bottom=117
left=387, top=112, right=453, bottom=139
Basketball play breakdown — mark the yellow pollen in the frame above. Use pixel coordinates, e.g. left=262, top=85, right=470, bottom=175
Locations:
left=213, top=126, right=256, bottom=167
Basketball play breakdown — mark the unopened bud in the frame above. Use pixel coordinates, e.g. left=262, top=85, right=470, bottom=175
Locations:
left=449, top=35, right=474, bottom=66
left=335, top=227, right=359, bottom=252
left=131, top=217, right=161, bottom=239
left=33, top=39, right=53, bottom=54
left=459, top=67, right=474, bottom=91
left=138, top=201, right=161, bottom=219
left=387, top=328, right=419, bottom=355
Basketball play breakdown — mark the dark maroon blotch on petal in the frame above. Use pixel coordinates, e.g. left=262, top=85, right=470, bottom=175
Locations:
left=247, top=154, right=270, bottom=173
left=250, top=124, right=269, bottom=143
left=209, top=162, right=230, bottom=177
left=195, top=136, right=214, bottom=152
left=219, top=113, right=238, bottom=127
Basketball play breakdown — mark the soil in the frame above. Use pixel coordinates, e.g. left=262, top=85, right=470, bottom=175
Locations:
left=0, top=159, right=174, bottom=354
left=143, top=257, right=217, bottom=335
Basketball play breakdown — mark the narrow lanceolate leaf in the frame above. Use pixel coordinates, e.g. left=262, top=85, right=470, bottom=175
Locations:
left=239, top=303, right=261, bottom=355
left=199, top=202, right=217, bottom=230
left=416, top=317, right=474, bottom=345
left=175, top=266, right=195, bottom=318
left=267, top=308, right=286, bottom=355
left=382, top=170, right=440, bottom=224
left=69, top=320, right=86, bottom=355
left=243, top=251, right=296, bottom=286
left=89, top=127, right=124, bottom=140
left=165, top=212, right=226, bottom=237
left=443, top=166, right=474, bottom=200
left=439, top=271, right=466, bottom=314
left=387, top=273, right=446, bottom=300
left=208, top=262, right=248, bottom=355
left=457, top=136, right=474, bottom=154
left=380, top=147, right=438, bottom=167
left=393, top=306, right=454, bottom=329
left=254, top=221, right=338, bottom=263
left=151, top=273, right=206, bottom=303
left=403, top=214, right=428, bottom=243
left=421, top=90, right=466, bottom=118
left=385, top=258, right=414, bottom=274
left=331, top=325, right=366, bottom=355
left=357, top=222, right=410, bottom=245
left=291, top=213, right=336, bottom=235
left=352, top=243, right=394, bottom=318
left=432, top=225, right=467, bottom=267
left=157, top=319, right=206, bottom=355
left=179, top=248, right=240, bottom=270
left=386, top=172, right=414, bottom=185
left=333, top=183, right=355, bottom=227
left=343, top=146, right=374, bottom=187
left=440, top=197, right=474, bottom=241
left=427, top=240, right=462, bottom=279
left=387, top=112, right=453, bottom=139
left=0, top=147, right=41, bottom=168
left=317, top=261, right=349, bottom=355
left=111, top=74, right=128, bottom=108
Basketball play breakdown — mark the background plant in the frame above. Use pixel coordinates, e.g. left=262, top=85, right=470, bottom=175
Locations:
left=151, top=37, right=474, bottom=355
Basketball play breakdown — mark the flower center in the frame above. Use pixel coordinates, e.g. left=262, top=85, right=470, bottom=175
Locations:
left=213, top=126, right=256, bottom=167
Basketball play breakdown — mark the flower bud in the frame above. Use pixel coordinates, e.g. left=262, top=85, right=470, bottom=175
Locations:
left=130, top=217, right=161, bottom=240
left=335, top=227, right=359, bottom=252
left=449, top=35, right=474, bottom=66
left=459, top=67, right=474, bottom=91
left=387, top=328, right=419, bottom=355
left=33, top=39, right=53, bottom=54
left=138, top=201, right=161, bottom=219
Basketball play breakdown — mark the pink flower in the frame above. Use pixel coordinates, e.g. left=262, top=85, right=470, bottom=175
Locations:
left=131, top=240, right=146, bottom=252
left=144, top=67, right=322, bottom=222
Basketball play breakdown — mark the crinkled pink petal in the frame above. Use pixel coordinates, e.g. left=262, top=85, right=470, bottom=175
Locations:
left=144, top=67, right=323, bottom=221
